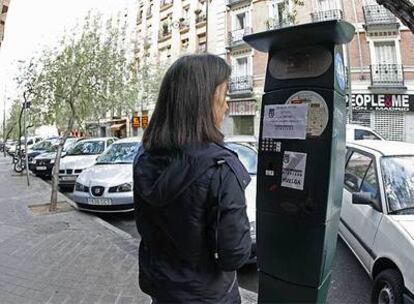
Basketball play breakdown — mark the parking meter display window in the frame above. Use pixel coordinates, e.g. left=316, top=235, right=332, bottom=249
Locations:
left=269, top=46, right=332, bottom=80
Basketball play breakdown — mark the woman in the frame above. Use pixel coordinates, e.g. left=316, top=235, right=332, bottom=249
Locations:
left=133, top=54, right=252, bottom=304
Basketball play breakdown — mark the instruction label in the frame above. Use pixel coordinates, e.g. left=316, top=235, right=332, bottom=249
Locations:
left=281, top=151, right=307, bottom=191
left=263, top=104, right=308, bottom=140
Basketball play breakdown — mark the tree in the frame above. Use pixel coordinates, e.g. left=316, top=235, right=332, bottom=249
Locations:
left=377, top=0, right=414, bottom=32
left=21, top=12, right=139, bottom=211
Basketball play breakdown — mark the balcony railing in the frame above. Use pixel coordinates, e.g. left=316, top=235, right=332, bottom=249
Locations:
left=160, top=0, right=173, bottom=9
left=363, top=5, right=399, bottom=27
left=311, top=9, right=344, bottom=22
left=158, top=28, right=172, bottom=41
left=266, top=18, right=293, bottom=30
left=197, top=44, right=207, bottom=53
left=229, top=76, right=253, bottom=95
left=226, top=0, right=251, bottom=7
left=228, top=28, right=252, bottom=48
left=370, top=64, right=404, bottom=87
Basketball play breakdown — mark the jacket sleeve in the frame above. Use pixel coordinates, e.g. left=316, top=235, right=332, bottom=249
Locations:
left=212, top=165, right=252, bottom=271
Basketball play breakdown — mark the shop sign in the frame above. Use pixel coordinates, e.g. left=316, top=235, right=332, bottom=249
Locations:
left=142, top=115, right=149, bottom=129
left=132, top=116, right=140, bottom=128
left=346, top=94, right=414, bottom=112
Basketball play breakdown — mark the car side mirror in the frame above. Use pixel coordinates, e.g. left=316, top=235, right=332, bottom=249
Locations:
left=352, top=192, right=374, bottom=206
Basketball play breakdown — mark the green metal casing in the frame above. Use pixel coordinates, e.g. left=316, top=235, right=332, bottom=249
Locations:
left=243, top=21, right=355, bottom=303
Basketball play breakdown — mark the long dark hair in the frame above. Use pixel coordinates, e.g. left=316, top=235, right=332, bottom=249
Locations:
left=142, top=54, right=231, bottom=152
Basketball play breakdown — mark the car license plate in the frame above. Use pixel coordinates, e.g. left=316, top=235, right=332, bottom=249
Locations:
left=36, top=166, right=47, bottom=171
left=60, top=176, right=76, bottom=181
left=87, top=198, right=112, bottom=205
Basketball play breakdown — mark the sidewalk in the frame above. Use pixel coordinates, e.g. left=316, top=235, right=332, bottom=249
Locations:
left=0, top=156, right=257, bottom=304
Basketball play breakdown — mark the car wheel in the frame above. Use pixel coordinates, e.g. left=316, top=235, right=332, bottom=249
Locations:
left=371, top=269, right=404, bottom=304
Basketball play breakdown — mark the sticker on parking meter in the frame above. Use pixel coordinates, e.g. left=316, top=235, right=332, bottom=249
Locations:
left=335, top=53, right=346, bottom=91
left=286, top=91, right=329, bottom=137
left=262, top=104, right=308, bottom=140
left=281, top=151, right=307, bottom=191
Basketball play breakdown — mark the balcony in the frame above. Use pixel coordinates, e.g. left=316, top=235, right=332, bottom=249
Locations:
left=160, top=0, right=173, bottom=10
left=370, top=64, right=405, bottom=87
left=229, top=76, right=254, bottom=96
left=197, top=44, right=207, bottom=53
left=311, top=9, right=343, bottom=22
left=179, top=19, right=190, bottom=32
left=196, top=14, right=207, bottom=25
left=227, top=28, right=252, bottom=49
left=266, top=18, right=293, bottom=30
left=226, top=0, right=251, bottom=7
left=158, top=28, right=172, bottom=42
left=363, top=5, right=399, bottom=30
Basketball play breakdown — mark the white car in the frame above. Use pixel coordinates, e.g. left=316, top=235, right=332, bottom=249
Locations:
left=346, top=124, right=385, bottom=142
left=58, top=137, right=117, bottom=188
left=339, top=140, right=414, bottom=304
left=73, top=137, right=140, bottom=212
left=225, top=142, right=257, bottom=261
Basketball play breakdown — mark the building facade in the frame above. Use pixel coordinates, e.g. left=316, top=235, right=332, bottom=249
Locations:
left=0, top=0, right=10, bottom=49
left=224, top=0, right=414, bottom=142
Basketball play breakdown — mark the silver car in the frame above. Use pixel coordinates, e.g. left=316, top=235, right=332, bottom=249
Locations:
left=72, top=137, right=140, bottom=212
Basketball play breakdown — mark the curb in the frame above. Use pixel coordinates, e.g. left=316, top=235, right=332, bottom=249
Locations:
left=33, top=173, right=136, bottom=239
left=240, top=286, right=258, bottom=304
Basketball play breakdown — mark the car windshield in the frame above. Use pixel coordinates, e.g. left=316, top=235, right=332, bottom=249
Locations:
left=354, top=129, right=382, bottom=140
left=225, top=143, right=257, bottom=175
left=32, top=140, right=56, bottom=152
left=63, top=139, right=78, bottom=152
left=381, top=156, right=414, bottom=214
left=96, top=142, right=140, bottom=164
left=67, top=140, right=105, bottom=156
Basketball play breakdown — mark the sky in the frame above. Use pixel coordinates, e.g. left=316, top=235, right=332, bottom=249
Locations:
left=0, top=0, right=137, bottom=122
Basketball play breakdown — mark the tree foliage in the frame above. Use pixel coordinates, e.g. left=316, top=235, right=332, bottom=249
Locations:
left=18, top=12, right=139, bottom=210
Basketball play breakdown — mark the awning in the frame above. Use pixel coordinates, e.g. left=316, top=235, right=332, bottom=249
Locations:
left=111, top=123, right=126, bottom=131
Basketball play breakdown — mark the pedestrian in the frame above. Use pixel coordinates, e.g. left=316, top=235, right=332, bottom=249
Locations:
left=133, top=54, right=252, bottom=304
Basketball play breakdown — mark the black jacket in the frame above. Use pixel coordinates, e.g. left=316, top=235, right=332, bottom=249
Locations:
left=133, top=143, right=252, bottom=304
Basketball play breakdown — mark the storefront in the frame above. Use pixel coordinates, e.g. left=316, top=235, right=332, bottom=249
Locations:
left=347, top=93, right=414, bottom=143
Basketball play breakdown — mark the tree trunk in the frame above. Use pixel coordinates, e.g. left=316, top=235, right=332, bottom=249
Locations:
left=377, top=0, right=414, bottom=32
left=49, top=115, right=74, bottom=212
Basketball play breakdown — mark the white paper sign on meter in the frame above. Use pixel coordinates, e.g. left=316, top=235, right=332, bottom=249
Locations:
left=286, top=91, right=329, bottom=137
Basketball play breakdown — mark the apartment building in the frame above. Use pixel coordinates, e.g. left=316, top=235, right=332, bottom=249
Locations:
left=0, top=0, right=10, bottom=49
left=224, top=0, right=414, bottom=142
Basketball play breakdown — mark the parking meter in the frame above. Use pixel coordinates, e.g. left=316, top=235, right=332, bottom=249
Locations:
left=243, top=21, right=355, bottom=303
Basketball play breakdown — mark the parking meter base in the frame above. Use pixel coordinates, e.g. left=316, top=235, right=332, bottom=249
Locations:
left=258, top=271, right=331, bottom=304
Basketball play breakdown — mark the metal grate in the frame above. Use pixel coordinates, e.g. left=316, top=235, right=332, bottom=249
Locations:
left=374, top=111, right=405, bottom=141
left=370, top=64, right=404, bottom=87
left=228, top=27, right=252, bottom=47
left=363, top=5, right=398, bottom=25
left=311, top=9, right=344, bottom=22
left=229, top=76, right=253, bottom=94
left=352, top=111, right=372, bottom=127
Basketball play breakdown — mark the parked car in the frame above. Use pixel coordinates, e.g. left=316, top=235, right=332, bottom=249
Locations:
left=346, top=124, right=385, bottom=142
left=7, top=136, right=43, bottom=154
left=27, top=138, right=59, bottom=165
left=73, top=137, right=140, bottom=212
left=225, top=135, right=258, bottom=149
left=339, top=140, right=414, bottom=304
left=225, top=142, right=257, bottom=262
left=30, top=138, right=81, bottom=178
left=58, top=137, right=117, bottom=188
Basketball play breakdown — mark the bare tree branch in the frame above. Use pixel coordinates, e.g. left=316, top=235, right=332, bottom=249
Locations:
left=377, top=0, right=414, bottom=32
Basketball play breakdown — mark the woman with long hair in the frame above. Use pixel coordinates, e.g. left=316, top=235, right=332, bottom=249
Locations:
left=133, top=54, right=252, bottom=303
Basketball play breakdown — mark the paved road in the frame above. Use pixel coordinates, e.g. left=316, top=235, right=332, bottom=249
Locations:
left=58, top=185, right=372, bottom=303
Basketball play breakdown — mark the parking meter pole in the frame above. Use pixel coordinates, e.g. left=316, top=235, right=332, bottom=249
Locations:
left=23, top=104, right=30, bottom=186
left=244, top=21, right=355, bottom=303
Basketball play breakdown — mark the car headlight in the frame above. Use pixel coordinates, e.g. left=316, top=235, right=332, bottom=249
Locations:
left=31, top=159, right=37, bottom=164
left=75, top=182, right=89, bottom=192
left=50, top=159, right=55, bottom=164
left=109, top=183, right=132, bottom=193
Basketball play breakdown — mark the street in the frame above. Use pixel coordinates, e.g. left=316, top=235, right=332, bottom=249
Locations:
left=59, top=187, right=372, bottom=303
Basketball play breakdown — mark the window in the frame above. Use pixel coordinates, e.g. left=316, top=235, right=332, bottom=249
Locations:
left=354, top=129, right=382, bottom=140
left=236, top=13, right=246, bottom=30
left=360, top=163, right=381, bottom=209
left=233, top=57, right=249, bottom=77
left=374, top=41, right=397, bottom=64
left=344, top=152, right=372, bottom=192
left=270, top=0, right=289, bottom=25
left=234, top=116, right=254, bottom=135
